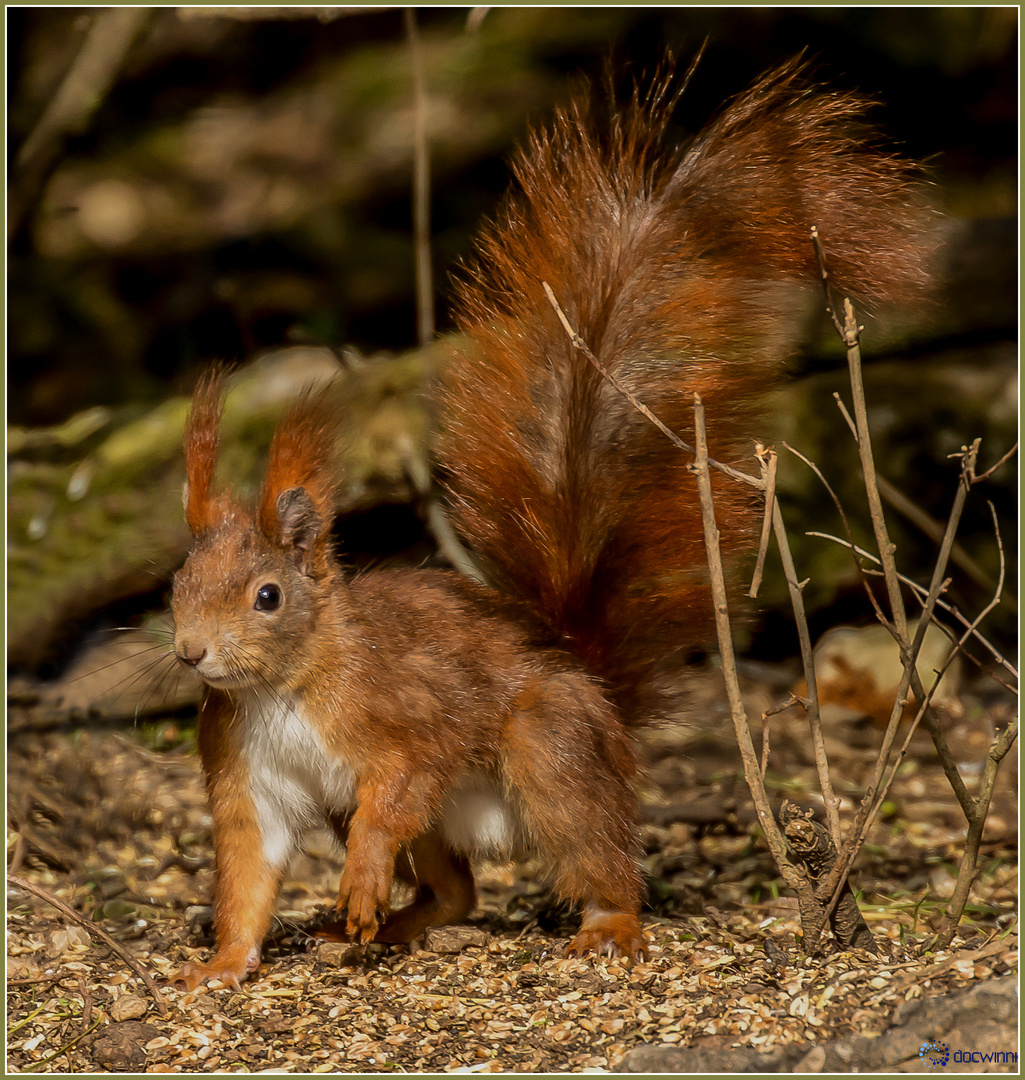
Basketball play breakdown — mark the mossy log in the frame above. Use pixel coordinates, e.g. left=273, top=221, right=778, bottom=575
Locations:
left=7, top=345, right=433, bottom=673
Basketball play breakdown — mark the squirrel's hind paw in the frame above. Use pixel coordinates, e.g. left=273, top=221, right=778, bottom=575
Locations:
left=566, top=911, right=648, bottom=963
left=168, top=945, right=260, bottom=992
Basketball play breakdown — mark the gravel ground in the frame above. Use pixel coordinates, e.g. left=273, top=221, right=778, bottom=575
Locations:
left=6, top=667, right=1017, bottom=1073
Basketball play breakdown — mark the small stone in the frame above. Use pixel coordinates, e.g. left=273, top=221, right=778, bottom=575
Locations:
left=110, top=994, right=148, bottom=1021
left=91, top=1021, right=159, bottom=1070
left=316, top=941, right=362, bottom=967
left=422, top=926, right=490, bottom=954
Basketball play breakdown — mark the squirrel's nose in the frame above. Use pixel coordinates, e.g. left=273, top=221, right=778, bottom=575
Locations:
left=177, top=644, right=207, bottom=667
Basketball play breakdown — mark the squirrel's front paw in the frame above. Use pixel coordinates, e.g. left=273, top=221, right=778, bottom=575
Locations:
left=169, top=945, right=260, bottom=991
left=335, top=869, right=391, bottom=944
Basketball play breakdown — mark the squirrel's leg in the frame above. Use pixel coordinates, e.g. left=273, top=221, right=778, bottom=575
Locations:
left=380, top=830, right=477, bottom=941
left=504, top=675, right=648, bottom=962
left=317, top=826, right=476, bottom=943
left=170, top=698, right=288, bottom=991
left=331, top=773, right=437, bottom=943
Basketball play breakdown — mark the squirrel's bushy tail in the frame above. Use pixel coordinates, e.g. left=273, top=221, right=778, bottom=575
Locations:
left=439, top=60, right=932, bottom=721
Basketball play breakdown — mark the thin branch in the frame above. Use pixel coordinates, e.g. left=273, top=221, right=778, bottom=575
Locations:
left=748, top=445, right=777, bottom=598
left=877, top=472, right=1009, bottom=606
left=690, top=395, right=810, bottom=904
left=972, top=441, right=1018, bottom=485
left=816, top=439, right=983, bottom=908
left=405, top=7, right=434, bottom=345
left=10, top=8, right=152, bottom=241
left=806, top=532, right=1018, bottom=684
left=810, top=226, right=847, bottom=339
left=841, top=299, right=909, bottom=642
left=769, top=498, right=841, bottom=844
left=541, top=282, right=764, bottom=491
left=8, top=875, right=168, bottom=1017
left=784, top=440, right=890, bottom=628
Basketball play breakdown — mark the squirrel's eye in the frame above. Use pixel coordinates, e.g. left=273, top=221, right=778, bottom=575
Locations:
left=255, top=584, right=282, bottom=612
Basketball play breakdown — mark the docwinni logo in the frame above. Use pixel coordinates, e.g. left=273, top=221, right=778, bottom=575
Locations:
left=919, top=1043, right=1020, bottom=1068
left=953, top=1050, right=1019, bottom=1065
left=920, top=1042, right=950, bottom=1069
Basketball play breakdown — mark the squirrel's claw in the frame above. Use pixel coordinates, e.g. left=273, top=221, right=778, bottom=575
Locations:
left=169, top=944, right=260, bottom=992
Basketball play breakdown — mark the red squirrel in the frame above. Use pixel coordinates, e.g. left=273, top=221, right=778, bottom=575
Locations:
left=169, top=61, right=930, bottom=990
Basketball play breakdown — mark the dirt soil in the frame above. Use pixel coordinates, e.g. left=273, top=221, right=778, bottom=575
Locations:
left=6, top=666, right=1018, bottom=1074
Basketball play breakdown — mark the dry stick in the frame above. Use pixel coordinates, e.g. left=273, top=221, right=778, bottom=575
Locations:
left=885, top=505, right=1012, bottom=832
left=768, top=498, right=841, bottom=849
left=874, top=442, right=983, bottom=820
left=812, top=306, right=918, bottom=905
left=830, top=400, right=1009, bottom=606
left=748, top=445, right=778, bottom=598
left=541, top=283, right=763, bottom=491
left=690, top=395, right=811, bottom=906
left=783, top=435, right=1008, bottom=875
left=973, top=440, right=1018, bottom=485
left=543, top=280, right=840, bottom=933
left=8, top=875, right=168, bottom=1017
left=405, top=7, right=435, bottom=345
left=842, top=299, right=909, bottom=641
left=400, top=36, right=485, bottom=587
left=806, top=532, right=1018, bottom=685
left=794, top=291, right=949, bottom=929
left=9, top=7, right=152, bottom=241
left=877, top=473, right=1009, bottom=606
left=759, top=712, right=772, bottom=780
left=818, top=397, right=983, bottom=910
left=919, top=500, right=1017, bottom=947
left=938, top=715, right=1018, bottom=951
left=785, top=441, right=890, bottom=628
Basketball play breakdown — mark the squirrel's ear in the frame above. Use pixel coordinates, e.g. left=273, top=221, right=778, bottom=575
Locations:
left=275, top=487, right=325, bottom=575
left=259, top=386, right=338, bottom=547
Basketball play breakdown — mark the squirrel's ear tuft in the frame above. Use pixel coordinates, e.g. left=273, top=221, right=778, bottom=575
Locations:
left=184, top=368, right=227, bottom=535
left=259, top=386, right=338, bottom=566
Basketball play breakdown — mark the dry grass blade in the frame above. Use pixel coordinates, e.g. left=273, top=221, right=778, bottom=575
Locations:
left=8, top=874, right=168, bottom=1018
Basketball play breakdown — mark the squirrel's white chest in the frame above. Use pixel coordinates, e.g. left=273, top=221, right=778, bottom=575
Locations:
left=238, top=693, right=355, bottom=868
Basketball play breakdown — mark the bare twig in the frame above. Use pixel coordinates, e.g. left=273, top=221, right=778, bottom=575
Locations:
left=972, top=441, right=1018, bottom=485
left=784, top=440, right=891, bottom=628
left=759, top=713, right=772, bottom=780
left=841, top=299, right=908, bottom=641
left=690, top=394, right=812, bottom=908
left=546, top=284, right=693, bottom=455
left=10, top=8, right=152, bottom=241
left=810, top=226, right=847, bottom=339
left=405, top=7, right=434, bottom=345
left=877, top=472, right=1010, bottom=606
left=817, top=430, right=983, bottom=914
left=542, top=283, right=764, bottom=491
left=78, top=976, right=93, bottom=1034
left=928, top=501, right=1016, bottom=947
left=769, top=498, right=841, bottom=846
left=806, top=532, right=1018, bottom=684
left=809, top=280, right=1004, bottom=943
left=748, top=445, right=777, bottom=598
left=8, top=875, right=168, bottom=1017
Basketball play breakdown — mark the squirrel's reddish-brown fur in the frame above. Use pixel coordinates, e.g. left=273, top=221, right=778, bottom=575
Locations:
left=169, top=60, right=931, bottom=990
left=440, top=59, right=930, bottom=720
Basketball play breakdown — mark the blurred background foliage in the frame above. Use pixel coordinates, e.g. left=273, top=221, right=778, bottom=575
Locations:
left=7, top=6, right=1018, bottom=678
